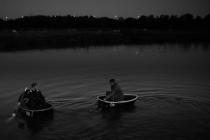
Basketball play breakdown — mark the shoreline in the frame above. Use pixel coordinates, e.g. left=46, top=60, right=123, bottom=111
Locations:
left=0, top=29, right=209, bottom=51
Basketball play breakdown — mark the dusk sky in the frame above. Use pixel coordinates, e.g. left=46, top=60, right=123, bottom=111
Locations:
left=0, top=0, right=210, bottom=18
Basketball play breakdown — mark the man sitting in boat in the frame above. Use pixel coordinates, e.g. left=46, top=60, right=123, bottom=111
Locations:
left=105, top=79, right=124, bottom=101
left=18, top=82, right=46, bottom=109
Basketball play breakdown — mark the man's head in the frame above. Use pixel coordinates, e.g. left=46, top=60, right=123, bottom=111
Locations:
left=109, top=78, right=116, bottom=86
left=31, top=82, right=37, bottom=88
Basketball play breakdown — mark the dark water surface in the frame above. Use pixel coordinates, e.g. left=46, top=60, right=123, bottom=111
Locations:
left=0, top=44, right=210, bottom=140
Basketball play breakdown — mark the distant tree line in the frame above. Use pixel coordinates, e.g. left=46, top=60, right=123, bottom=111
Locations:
left=0, top=13, right=210, bottom=30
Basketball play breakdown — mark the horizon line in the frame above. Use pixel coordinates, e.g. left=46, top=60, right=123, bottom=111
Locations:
left=1, top=13, right=210, bottom=20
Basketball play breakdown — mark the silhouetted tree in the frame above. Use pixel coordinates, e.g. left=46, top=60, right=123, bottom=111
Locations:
left=0, top=18, right=4, bottom=29
left=1, top=14, right=209, bottom=31
left=204, top=14, right=210, bottom=30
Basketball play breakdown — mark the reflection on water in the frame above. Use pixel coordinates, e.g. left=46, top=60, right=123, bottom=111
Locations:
left=15, top=115, right=53, bottom=134
left=100, top=106, right=137, bottom=121
left=0, top=43, right=210, bottom=140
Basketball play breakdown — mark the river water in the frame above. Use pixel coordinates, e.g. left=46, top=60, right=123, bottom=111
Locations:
left=0, top=44, right=210, bottom=140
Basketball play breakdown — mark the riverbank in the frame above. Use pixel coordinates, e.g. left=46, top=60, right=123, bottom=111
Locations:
left=0, top=29, right=209, bottom=51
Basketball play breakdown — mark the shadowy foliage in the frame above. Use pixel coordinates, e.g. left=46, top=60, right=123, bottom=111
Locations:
left=0, top=14, right=210, bottom=30
left=0, top=14, right=210, bottom=51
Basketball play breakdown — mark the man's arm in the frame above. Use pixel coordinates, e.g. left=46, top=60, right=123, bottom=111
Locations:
left=18, top=93, right=23, bottom=103
left=17, top=91, right=27, bottom=106
left=105, top=91, right=115, bottom=100
left=37, top=90, right=46, bottom=102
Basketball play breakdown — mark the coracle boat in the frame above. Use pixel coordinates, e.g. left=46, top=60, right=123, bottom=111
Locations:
left=97, top=94, right=138, bottom=108
left=17, top=103, right=54, bottom=118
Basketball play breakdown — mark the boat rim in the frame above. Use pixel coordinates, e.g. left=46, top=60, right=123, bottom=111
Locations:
left=97, top=94, right=138, bottom=104
left=19, top=104, right=53, bottom=112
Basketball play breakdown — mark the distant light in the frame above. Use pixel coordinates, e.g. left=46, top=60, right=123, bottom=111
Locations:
left=137, top=16, right=140, bottom=18
left=135, top=51, right=139, bottom=55
left=21, top=16, right=24, bottom=18
left=114, top=15, right=118, bottom=18
left=12, top=29, right=17, bottom=33
left=5, top=16, right=9, bottom=20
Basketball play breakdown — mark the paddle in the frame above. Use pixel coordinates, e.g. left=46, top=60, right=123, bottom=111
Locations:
left=5, top=102, right=20, bottom=123
left=5, top=113, right=16, bottom=123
